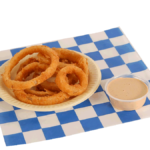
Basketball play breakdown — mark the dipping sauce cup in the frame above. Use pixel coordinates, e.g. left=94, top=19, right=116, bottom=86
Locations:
left=105, top=74, right=149, bottom=111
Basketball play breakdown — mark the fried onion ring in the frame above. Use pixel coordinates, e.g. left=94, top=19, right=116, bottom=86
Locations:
left=55, top=66, right=88, bottom=96
left=2, top=45, right=59, bottom=90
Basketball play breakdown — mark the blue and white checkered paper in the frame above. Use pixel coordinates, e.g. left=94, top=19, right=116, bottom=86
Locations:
left=0, top=27, right=150, bottom=146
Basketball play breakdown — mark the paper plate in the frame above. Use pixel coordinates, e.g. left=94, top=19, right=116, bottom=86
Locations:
left=0, top=53, right=101, bottom=111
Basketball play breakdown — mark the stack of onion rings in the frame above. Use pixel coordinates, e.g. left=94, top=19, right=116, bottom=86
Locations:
left=2, top=45, right=89, bottom=105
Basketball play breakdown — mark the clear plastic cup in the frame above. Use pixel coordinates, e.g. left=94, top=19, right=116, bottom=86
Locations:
left=105, top=74, right=150, bottom=111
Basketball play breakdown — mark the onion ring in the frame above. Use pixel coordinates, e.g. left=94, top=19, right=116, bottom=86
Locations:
left=2, top=45, right=59, bottom=90
left=13, top=62, right=70, bottom=105
left=55, top=66, right=88, bottom=96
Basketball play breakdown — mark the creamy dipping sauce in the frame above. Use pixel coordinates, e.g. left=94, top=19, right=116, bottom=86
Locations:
left=107, top=78, right=148, bottom=100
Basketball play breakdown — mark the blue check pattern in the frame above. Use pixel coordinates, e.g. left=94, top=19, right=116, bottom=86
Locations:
left=0, top=27, right=150, bottom=146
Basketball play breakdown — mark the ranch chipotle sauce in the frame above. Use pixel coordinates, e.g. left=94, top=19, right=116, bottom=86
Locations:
left=107, top=78, right=148, bottom=100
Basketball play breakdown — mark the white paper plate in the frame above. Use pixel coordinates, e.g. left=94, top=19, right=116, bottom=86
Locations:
left=0, top=53, right=101, bottom=111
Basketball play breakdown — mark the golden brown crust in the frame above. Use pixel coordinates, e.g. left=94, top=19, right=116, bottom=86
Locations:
left=3, top=45, right=59, bottom=90
left=55, top=66, right=88, bottom=96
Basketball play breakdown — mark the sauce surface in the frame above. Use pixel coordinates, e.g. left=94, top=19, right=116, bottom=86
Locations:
left=107, top=78, right=148, bottom=100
